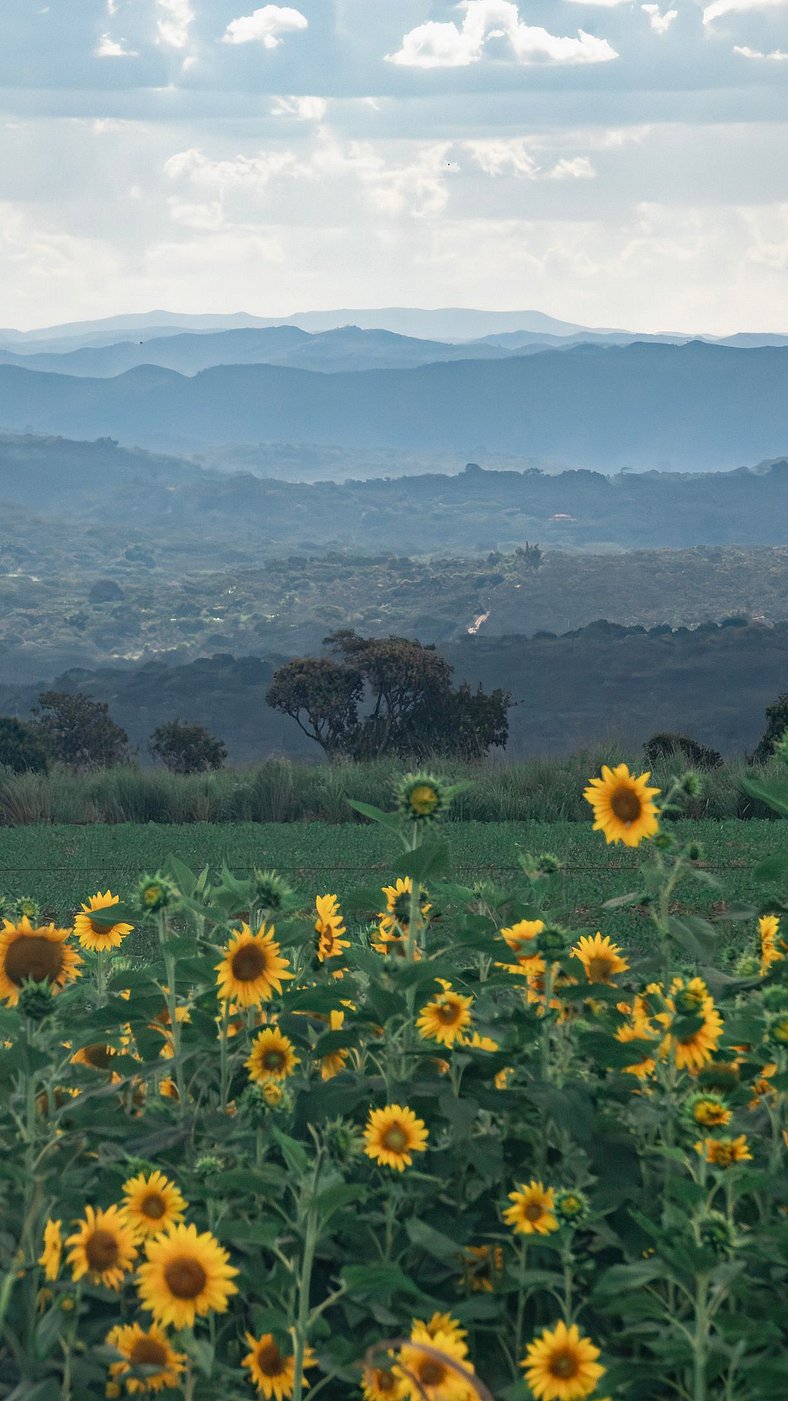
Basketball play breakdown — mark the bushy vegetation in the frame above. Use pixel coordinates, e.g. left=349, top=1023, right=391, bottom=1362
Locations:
left=149, top=720, right=227, bottom=775
left=0, top=762, right=787, bottom=1399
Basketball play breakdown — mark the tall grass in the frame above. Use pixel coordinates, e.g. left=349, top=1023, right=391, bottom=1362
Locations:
left=0, top=748, right=782, bottom=827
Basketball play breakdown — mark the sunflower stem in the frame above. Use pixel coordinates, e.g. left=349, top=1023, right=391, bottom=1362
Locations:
left=157, top=911, right=186, bottom=1109
left=219, top=998, right=231, bottom=1113
left=514, top=1240, right=528, bottom=1376
left=291, top=1144, right=323, bottom=1401
left=691, top=1273, right=709, bottom=1401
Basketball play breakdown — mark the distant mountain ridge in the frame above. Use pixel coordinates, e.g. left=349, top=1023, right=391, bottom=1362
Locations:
left=1, top=342, right=788, bottom=471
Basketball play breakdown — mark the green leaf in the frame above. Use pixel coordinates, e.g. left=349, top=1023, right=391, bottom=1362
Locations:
left=741, top=776, right=788, bottom=817
left=393, top=841, right=451, bottom=884
left=341, top=1263, right=425, bottom=1299
left=406, top=1217, right=466, bottom=1261
left=347, top=799, right=402, bottom=831
left=83, top=901, right=136, bottom=928
left=755, top=853, right=788, bottom=883
left=270, top=1125, right=309, bottom=1175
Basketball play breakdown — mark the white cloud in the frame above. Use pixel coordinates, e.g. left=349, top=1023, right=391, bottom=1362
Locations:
left=95, top=32, right=138, bottom=57
left=563, top=0, right=630, bottom=6
left=156, top=0, right=195, bottom=50
left=271, top=95, right=329, bottom=120
left=222, top=6, right=308, bottom=50
left=387, top=0, right=618, bottom=68
left=464, top=138, right=538, bottom=176
left=702, top=0, right=788, bottom=24
left=546, top=156, right=597, bottom=178
left=642, top=4, right=678, bottom=31
left=164, top=146, right=302, bottom=190
left=734, top=42, right=788, bottom=57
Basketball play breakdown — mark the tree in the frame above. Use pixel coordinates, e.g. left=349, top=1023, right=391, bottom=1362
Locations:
left=267, top=631, right=510, bottom=760
left=149, top=720, right=227, bottom=774
left=31, top=691, right=129, bottom=771
left=643, top=732, right=723, bottom=771
left=752, top=693, right=788, bottom=764
left=0, top=717, right=50, bottom=773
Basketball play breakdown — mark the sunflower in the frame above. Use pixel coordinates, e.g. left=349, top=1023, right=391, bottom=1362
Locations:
left=73, top=891, right=134, bottom=952
left=696, top=1135, right=752, bottom=1168
left=749, top=1062, right=778, bottom=1109
left=315, top=894, right=349, bottom=962
left=122, top=1170, right=187, bottom=1240
left=372, top=925, right=421, bottom=960
left=106, top=1322, right=187, bottom=1395
left=39, top=1219, right=63, bottom=1281
left=362, top=1364, right=408, bottom=1401
left=246, top=1027, right=300, bottom=1084
left=615, top=1021, right=658, bottom=1080
left=364, top=1104, right=429, bottom=1172
left=416, top=1313, right=468, bottom=1351
left=65, top=1205, right=137, bottom=1290
left=136, top=1223, right=238, bottom=1329
left=378, top=878, right=431, bottom=938
left=396, top=1324, right=473, bottom=1401
left=503, top=1181, right=559, bottom=1237
left=242, top=1331, right=317, bottom=1400
left=461, top=1031, right=500, bottom=1053
left=458, top=1244, right=505, bottom=1293
left=571, top=933, right=629, bottom=984
left=686, top=1093, right=732, bottom=1129
left=0, top=917, right=82, bottom=1006
left=759, top=914, right=783, bottom=974
left=416, top=981, right=473, bottom=1048
left=583, top=764, right=660, bottom=847
left=668, top=978, right=723, bottom=1072
left=498, top=919, right=545, bottom=974
left=319, top=1009, right=350, bottom=1081
left=522, top=1320, right=605, bottom=1401
left=398, top=773, right=447, bottom=823
left=70, top=1042, right=120, bottom=1072
left=215, top=923, right=293, bottom=1008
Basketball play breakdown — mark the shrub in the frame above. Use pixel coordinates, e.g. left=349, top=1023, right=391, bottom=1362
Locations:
left=31, top=691, right=130, bottom=771
left=0, top=716, right=50, bottom=773
left=644, top=731, right=724, bottom=770
left=752, top=692, right=788, bottom=764
left=149, top=720, right=227, bottom=775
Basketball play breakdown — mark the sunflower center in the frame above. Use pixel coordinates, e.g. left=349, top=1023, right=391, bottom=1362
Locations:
left=256, top=1341, right=284, bottom=1377
left=418, top=1359, right=447, bottom=1387
left=392, top=895, right=411, bottom=923
left=141, top=1193, right=166, bottom=1220
left=587, top=956, right=614, bottom=983
left=86, top=1229, right=120, bottom=1271
left=231, top=944, right=267, bottom=981
left=82, top=1043, right=114, bottom=1069
left=129, top=1337, right=169, bottom=1369
left=436, top=1003, right=460, bottom=1025
left=263, top=1049, right=286, bottom=1071
left=382, top=1125, right=409, bottom=1152
left=550, top=1350, right=579, bottom=1380
left=88, top=918, right=111, bottom=937
left=164, top=1256, right=207, bottom=1300
left=524, top=1203, right=544, bottom=1222
left=5, top=936, right=63, bottom=986
left=376, top=1369, right=397, bottom=1394
left=610, top=787, right=642, bottom=825
left=409, top=785, right=439, bottom=816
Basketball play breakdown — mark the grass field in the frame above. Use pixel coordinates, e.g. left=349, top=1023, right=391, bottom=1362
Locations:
left=1, top=818, right=775, bottom=959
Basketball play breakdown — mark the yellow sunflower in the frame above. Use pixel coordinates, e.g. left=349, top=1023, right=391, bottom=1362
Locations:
left=0, top=917, right=82, bottom=1006
left=38, top=1219, right=63, bottom=1281
left=759, top=914, right=783, bottom=974
left=522, top=1320, right=605, bottom=1401
left=315, top=894, right=349, bottom=962
left=122, top=1170, right=187, bottom=1240
left=73, top=891, right=134, bottom=953
left=362, top=1363, right=408, bottom=1401
left=242, top=1331, right=317, bottom=1400
left=372, top=925, right=421, bottom=960
left=319, top=1009, right=350, bottom=1081
left=668, top=978, right=723, bottom=1072
left=571, top=933, right=629, bottom=984
left=215, top=923, right=293, bottom=1007
left=498, top=919, right=545, bottom=975
left=458, top=1244, right=504, bottom=1293
left=246, top=1027, right=300, bottom=1084
left=136, top=1223, right=238, bottom=1329
left=696, top=1135, right=752, bottom=1168
left=364, top=1104, right=429, bottom=1172
left=396, top=1325, right=473, bottom=1401
left=416, top=981, right=473, bottom=1048
left=106, top=1322, right=187, bottom=1395
left=583, top=764, right=660, bottom=847
left=415, top=1313, right=468, bottom=1352
left=615, top=1021, right=658, bottom=1080
left=65, top=1205, right=137, bottom=1291
left=688, top=1094, right=732, bottom=1129
left=70, top=1042, right=120, bottom=1072
left=503, top=1181, right=559, bottom=1237
left=378, top=878, right=431, bottom=938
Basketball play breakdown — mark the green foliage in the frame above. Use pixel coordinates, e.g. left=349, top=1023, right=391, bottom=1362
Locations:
left=149, top=719, right=227, bottom=774
left=644, top=732, right=723, bottom=770
left=0, top=715, right=50, bottom=773
left=753, top=692, right=788, bottom=763
left=31, top=691, right=129, bottom=772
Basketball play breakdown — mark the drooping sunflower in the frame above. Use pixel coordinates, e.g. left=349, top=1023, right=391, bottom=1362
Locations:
left=696, top=1134, right=752, bottom=1168
left=73, top=891, right=134, bottom=953
left=122, top=1170, right=187, bottom=1240
left=242, top=1331, right=317, bottom=1400
left=65, top=1205, right=137, bottom=1291
left=38, top=1219, right=63, bottom=1281
left=378, top=878, right=431, bottom=938
left=319, top=1009, right=349, bottom=1081
left=396, top=1324, right=473, bottom=1401
left=362, top=1363, right=408, bottom=1401
left=246, top=1027, right=300, bottom=1085
left=0, top=917, right=82, bottom=1007
left=571, top=933, right=629, bottom=984
left=105, top=1322, right=187, bottom=1395
left=668, top=978, right=723, bottom=1072
left=416, top=981, right=473, bottom=1048
left=503, top=1181, right=559, bottom=1237
left=364, top=1104, right=429, bottom=1172
left=215, top=923, right=293, bottom=1008
left=522, top=1320, right=606, bottom=1401
left=136, top=1223, right=238, bottom=1329
left=315, top=894, right=350, bottom=962
left=583, top=764, right=660, bottom=848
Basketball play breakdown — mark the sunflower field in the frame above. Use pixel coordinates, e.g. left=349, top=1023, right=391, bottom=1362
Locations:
left=1, top=760, right=788, bottom=1401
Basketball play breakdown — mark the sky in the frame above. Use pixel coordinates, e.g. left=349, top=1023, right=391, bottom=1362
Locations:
left=1, top=0, right=787, bottom=333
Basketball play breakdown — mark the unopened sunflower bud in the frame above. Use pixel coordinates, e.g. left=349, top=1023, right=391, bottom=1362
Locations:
left=762, top=985, right=788, bottom=1011
left=686, top=841, right=703, bottom=863
left=11, top=896, right=40, bottom=922
left=537, top=925, right=569, bottom=958
left=735, top=953, right=760, bottom=978
left=767, top=1012, right=788, bottom=1047
left=18, top=978, right=56, bottom=1023
left=252, top=869, right=294, bottom=914
left=136, top=872, right=179, bottom=914
left=555, top=1189, right=589, bottom=1224
left=653, top=832, right=675, bottom=852
left=535, top=852, right=562, bottom=875
left=193, top=1155, right=225, bottom=1183
left=698, top=1211, right=738, bottom=1257
left=680, top=771, right=702, bottom=798
left=397, top=773, right=448, bottom=823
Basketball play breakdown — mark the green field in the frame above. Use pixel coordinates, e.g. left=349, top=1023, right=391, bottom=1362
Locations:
left=1, top=819, right=777, bottom=958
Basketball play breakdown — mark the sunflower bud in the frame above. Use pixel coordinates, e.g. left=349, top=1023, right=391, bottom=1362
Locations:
left=252, top=869, right=294, bottom=914
left=136, top=872, right=179, bottom=914
left=680, top=771, right=702, bottom=797
left=193, top=1155, right=225, bottom=1183
left=767, top=1012, right=788, bottom=1047
left=735, top=953, right=760, bottom=978
left=684, top=1092, right=731, bottom=1130
left=555, top=1189, right=589, bottom=1224
left=18, top=978, right=56, bottom=1023
left=536, top=925, right=569, bottom=958
left=11, top=896, right=40, bottom=922
left=761, top=985, right=788, bottom=1011
left=686, top=841, right=703, bottom=863
left=653, top=832, right=675, bottom=852
left=397, top=773, right=448, bottom=824
left=698, top=1212, right=738, bottom=1257
left=324, top=1118, right=364, bottom=1164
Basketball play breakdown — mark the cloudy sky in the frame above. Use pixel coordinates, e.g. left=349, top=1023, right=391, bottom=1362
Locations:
left=1, top=0, right=787, bottom=333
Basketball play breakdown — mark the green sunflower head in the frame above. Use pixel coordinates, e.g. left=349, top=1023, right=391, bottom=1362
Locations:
left=252, top=869, right=295, bottom=914
left=136, top=871, right=179, bottom=914
left=397, top=773, right=448, bottom=824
